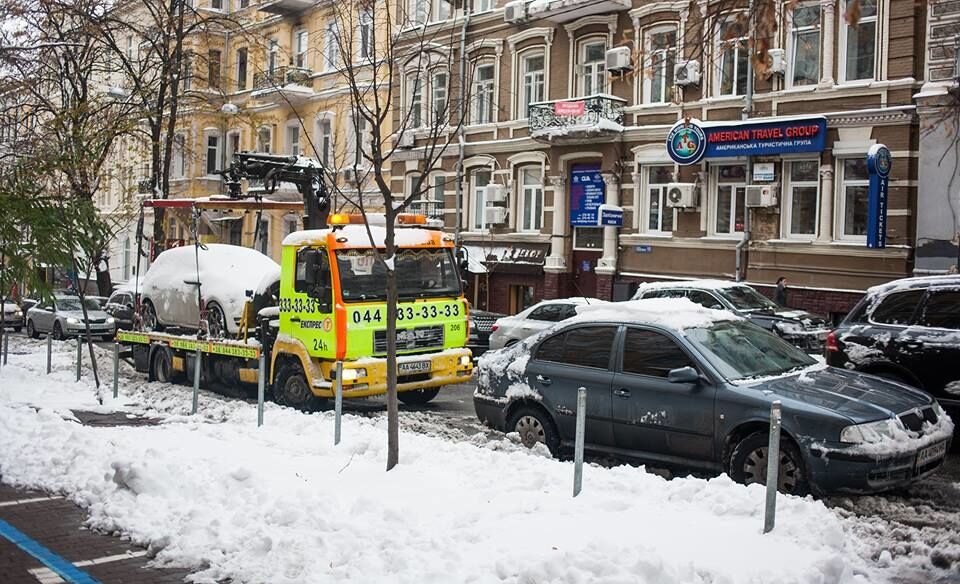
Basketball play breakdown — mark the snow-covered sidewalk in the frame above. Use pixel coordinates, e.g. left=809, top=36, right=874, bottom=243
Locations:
left=0, top=336, right=920, bottom=583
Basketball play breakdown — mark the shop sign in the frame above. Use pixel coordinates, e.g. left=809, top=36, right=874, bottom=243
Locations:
left=569, top=163, right=605, bottom=226
left=753, top=162, right=775, bottom=182
left=666, top=117, right=827, bottom=165
left=555, top=100, right=585, bottom=116
left=634, top=245, right=653, bottom=253
left=866, top=144, right=892, bottom=249
left=597, top=204, right=623, bottom=227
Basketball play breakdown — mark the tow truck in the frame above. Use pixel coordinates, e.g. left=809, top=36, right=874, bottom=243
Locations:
left=118, top=153, right=473, bottom=408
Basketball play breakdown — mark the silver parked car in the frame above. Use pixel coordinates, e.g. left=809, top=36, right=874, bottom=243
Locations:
left=488, top=298, right=602, bottom=350
left=2, top=302, right=24, bottom=332
left=26, top=296, right=116, bottom=340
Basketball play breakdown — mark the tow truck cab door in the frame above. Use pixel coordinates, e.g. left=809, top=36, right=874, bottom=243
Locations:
left=280, top=245, right=336, bottom=359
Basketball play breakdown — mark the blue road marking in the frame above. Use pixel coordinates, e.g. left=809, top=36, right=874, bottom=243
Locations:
left=0, top=518, right=101, bottom=583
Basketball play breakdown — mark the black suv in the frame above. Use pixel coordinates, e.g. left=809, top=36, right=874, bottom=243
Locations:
left=467, top=309, right=505, bottom=357
left=827, top=275, right=960, bottom=409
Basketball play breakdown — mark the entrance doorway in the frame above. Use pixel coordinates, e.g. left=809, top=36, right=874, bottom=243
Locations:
left=571, top=251, right=600, bottom=298
left=508, top=284, right=535, bottom=314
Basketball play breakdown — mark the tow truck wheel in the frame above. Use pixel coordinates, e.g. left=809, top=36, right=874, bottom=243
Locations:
left=275, top=361, right=322, bottom=411
left=151, top=349, right=174, bottom=383
left=397, top=388, right=440, bottom=405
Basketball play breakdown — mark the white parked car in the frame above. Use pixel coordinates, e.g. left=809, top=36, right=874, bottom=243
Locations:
left=488, top=297, right=603, bottom=350
left=139, top=244, right=280, bottom=338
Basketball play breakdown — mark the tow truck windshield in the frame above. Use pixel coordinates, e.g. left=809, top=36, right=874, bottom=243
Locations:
left=336, top=248, right=462, bottom=302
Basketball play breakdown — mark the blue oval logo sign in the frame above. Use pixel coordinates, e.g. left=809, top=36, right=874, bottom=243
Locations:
left=666, top=119, right=707, bottom=165
left=867, top=144, right=892, bottom=177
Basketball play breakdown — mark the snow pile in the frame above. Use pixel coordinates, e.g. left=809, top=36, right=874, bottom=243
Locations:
left=574, top=297, right=741, bottom=329
left=0, top=336, right=908, bottom=584
left=817, top=412, right=954, bottom=459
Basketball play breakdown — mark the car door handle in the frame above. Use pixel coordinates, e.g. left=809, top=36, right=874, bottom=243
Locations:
left=902, top=341, right=923, bottom=350
left=535, top=374, right=551, bottom=385
left=614, top=388, right=631, bottom=398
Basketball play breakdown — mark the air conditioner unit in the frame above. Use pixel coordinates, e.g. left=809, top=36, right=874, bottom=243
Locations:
left=485, top=206, right=507, bottom=225
left=396, top=131, right=415, bottom=149
left=342, top=167, right=357, bottom=184
left=665, top=183, right=698, bottom=208
left=768, top=48, right=786, bottom=75
left=484, top=184, right=507, bottom=203
left=745, top=184, right=779, bottom=207
left=605, top=46, right=633, bottom=74
left=504, top=0, right=528, bottom=23
left=674, top=60, right=701, bottom=86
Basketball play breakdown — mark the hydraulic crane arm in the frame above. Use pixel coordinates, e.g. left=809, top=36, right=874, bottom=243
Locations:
left=220, top=152, right=331, bottom=229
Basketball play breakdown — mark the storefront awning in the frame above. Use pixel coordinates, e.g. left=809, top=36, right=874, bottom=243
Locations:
left=462, top=243, right=550, bottom=274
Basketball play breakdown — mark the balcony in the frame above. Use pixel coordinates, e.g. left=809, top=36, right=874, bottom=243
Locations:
left=258, top=0, right=315, bottom=16
left=251, top=66, right=313, bottom=102
left=528, top=94, right=626, bottom=144
left=526, top=0, right=630, bottom=23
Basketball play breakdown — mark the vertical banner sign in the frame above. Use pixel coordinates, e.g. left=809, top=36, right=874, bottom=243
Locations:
left=569, top=163, right=606, bottom=226
left=866, top=144, right=892, bottom=249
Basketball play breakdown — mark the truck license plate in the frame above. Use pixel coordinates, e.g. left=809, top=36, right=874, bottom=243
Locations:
left=398, top=360, right=431, bottom=375
left=916, top=441, right=947, bottom=468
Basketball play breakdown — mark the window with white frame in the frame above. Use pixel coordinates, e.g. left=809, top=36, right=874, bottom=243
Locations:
left=205, top=133, right=221, bottom=175
left=472, top=63, right=495, bottom=124
left=789, top=3, right=820, bottom=86
left=358, top=10, right=373, bottom=61
left=841, top=0, right=877, bottom=82
left=256, top=126, right=272, bottom=153
left=471, top=169, right=491, bottom=230
left=407, top=173, right=423, bottom=202
left=351, top=114, right=370, bottom=166
left=713, top=164, right=747, bottom=234
left=409, top=0, right=427, bottom=25
left=407, top=73, right=424, bottom=127
left=267, top=39, right=278, bottom=75
left=577, top=39, right=607, bottom=96
left=257, top=218, right=269, bottom=255
left=431, top=71, right=448, bottom=125
left=643, top=26, right=677, bottom=103
left=520, top=51, right=545, bottom=118
left=644, top=164, right=675, bottom=232
left=182, top=50, right=193, bottom=91
left=325, top=21, right=340, bottom=71
left=284, top=217, right=298, bottom=237
left=839, top=158, right=870, bottom=238
left=785, top=160, right=819, bottom=237
left=429, top=174, right=445, bottom=218
left=717, top=19, right=748, bottom=96
left=207, top=49, right=221, bottom=89
left=519, top=167, right=543, bottom=232
left=433, top=0, right=452, bottom=21
left=294, top=29, right=309, bottom=69
left=225, top=130, right=240, bottom=163
left=287, top=124, right=301, bottom=156
left=317, top=117, right=333, bottom=166
left=472, top=0, right=493, bottom=14
left=236, top=47, right=248, bottom=91
left=211, top=0, right=222, bottom=10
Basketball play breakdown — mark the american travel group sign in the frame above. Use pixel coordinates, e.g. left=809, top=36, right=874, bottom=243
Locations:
left=666, top=116, right=828, bottom=164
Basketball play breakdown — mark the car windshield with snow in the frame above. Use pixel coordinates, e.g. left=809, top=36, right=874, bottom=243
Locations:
left=474, top=298, right=953, bottom=496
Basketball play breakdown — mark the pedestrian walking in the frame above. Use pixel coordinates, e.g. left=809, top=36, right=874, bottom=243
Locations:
left=775, top=277, right=788, bottom=307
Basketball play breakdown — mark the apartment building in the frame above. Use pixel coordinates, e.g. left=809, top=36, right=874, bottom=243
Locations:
left=392, top=0, right=933, bottom=320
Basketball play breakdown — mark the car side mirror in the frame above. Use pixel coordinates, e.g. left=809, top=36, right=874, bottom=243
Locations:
left=668, top=366, right=700, bottom=384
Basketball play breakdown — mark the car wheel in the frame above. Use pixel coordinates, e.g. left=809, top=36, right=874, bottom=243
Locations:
left=27, top=320, right=38, bottom=339
left=507, top=406, right=560, bottom=457
left=274, top=360, right=323, bottom=410
left=729, top=431, right=809, bottom=496
left=205, top=302, right=227, bottom=339
left=141, top=300, right=159, bottom=332
left=52, top=321, right=65, bottom=341
left=398, top=388, right=440, bottom=405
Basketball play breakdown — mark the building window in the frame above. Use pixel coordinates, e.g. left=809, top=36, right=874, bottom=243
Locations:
left=409, top=0, right=427, bottom=25
left=211, top=0, right=222, bottom=9
left=714, top=164, right=747, bottom=235
left=267, top=39, right=278, bottom=75
left=520, top=51, right=545, bottom=118
left=181, top=50, right=193, bottom=91
left=644, top=165, right=674, bottom=233
left=205, top=134, right=221, bottom=175
left=257, top=126, right=272, bottom=153
left=325, top=21, right=340, bottom=71
left=717, top=19, right=748, bottom=96
left=225, top=130, right=240, bottom=163
left=519, top=167, right=543, bottom=232
left=573, top=227, right=603, bottom=249
left=472, top=63, right=495, bottom=125
left=789, top=3, right=820, bottom=86
left=285, top=217, right=298, bottom=236
left=431, top=71, right=448, bottom=125
left=287, top=125, right=300, bottom=156
left=294, top=29, right=309, bottom=69
left=318, top=117, right=333, bottom=166
left=471, top=169, right=491, bottom=230
left=172, top=134, right=187, bottom=178
left=236, top=48, right=247, bottom=91
left=643, top=26, right=677, bottom=104
left=841, top=0, right=877, bottom=81
left=407, top=173, right=423, bottom=201
left=351, top=114, right=370, bottom=166
left=473, top=0, right=492, bottom=13
left=840, top=158, right=869, bottom=238
left=430, top=174, right=445, bottom=218
left=785, top=160, right=819, bottom=238
left=258, top=219, right=269, bottom=256
left=358, top=10, right=373, bottom=61
left=407, top=73, right=423, bottom=127
left=239, top=0, right=249, bottom=7
left=432, top=0, right=452, bottom=21
left=207, top=49, right=221, bottom=89
left=577, top=39, right=607, bottom=96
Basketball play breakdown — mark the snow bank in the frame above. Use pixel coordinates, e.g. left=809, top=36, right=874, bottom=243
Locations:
left=0, top=336, right=922, bottom=584
left=574, top=297, right=740, bottom=329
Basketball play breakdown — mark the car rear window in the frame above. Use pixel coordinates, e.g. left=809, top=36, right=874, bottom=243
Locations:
left=919, top=290, right=960, bottom=329
left=535, top=326, right=616, bottom=370
left=870, top=289, right=924, bottom=325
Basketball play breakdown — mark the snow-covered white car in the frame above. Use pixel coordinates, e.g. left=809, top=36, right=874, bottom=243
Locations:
left=488, top=298, right=603, bottom=350
left=139, top=244, right=280, bottom=338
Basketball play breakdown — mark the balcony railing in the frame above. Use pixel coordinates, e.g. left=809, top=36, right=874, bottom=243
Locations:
left=528, top=94, right=626, bottom=143
left=253, top=66, right=312, bottom=91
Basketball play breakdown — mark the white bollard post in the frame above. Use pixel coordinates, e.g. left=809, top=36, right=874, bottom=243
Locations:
left=764, top=401, right=782, bottom=534
left=257, top=351, right=265, bottom=427
left=75, top=337, right=82, bottom=382
left=573, top=386, right=586, bottom=497
left=46, top=334, right=52, bottom=374
left=334, top=361, right=343, bottom=445
left=191, top=347, right=201, bottom=415
left=112, top=342, right=120, bottom=399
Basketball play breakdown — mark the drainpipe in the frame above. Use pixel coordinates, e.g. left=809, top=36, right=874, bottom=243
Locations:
left=454, top=8, right=471, bottom=248
left=734, top=0, right=755, bottom=282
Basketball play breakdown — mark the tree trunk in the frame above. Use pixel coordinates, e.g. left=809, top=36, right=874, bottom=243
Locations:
left=385, top=215, right=399, bottom=471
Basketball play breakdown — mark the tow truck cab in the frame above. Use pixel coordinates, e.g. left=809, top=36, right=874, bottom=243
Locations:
left=270, top=214, right=473, bottom=405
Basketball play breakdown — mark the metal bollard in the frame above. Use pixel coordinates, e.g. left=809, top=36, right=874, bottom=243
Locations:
left=573, top=386, right=586, bottom=497
left=46, top=334, right=52, bottom=374
left=764, top=401, right=783, bottom=534
left=3, top=328, right=8, bottom=365
left=257, top=351, right=265, bottom=427
left=75, top=337, right=82, bottom=382
left=334, top=361, right=343, bottom=445
left=191, top=347, right=201, bottom=415
left=112, top=342, right=120, bottom=399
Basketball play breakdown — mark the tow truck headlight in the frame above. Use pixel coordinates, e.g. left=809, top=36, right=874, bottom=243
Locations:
left=458, top=355, right=471, bottom=366
left=66, top=317, right=80, bottom=325
left=340, top=368, right=366, bottom=381
left=839, top=417, right=904, bottom=444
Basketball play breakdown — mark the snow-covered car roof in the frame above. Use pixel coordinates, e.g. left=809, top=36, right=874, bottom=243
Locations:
left=865, top=274, right=960, bottom=295
left=573, top=298, right=741, bottom=330
left=531, top=296, right=600, bottom=306
left=634, top=279, right=749, bottom=293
